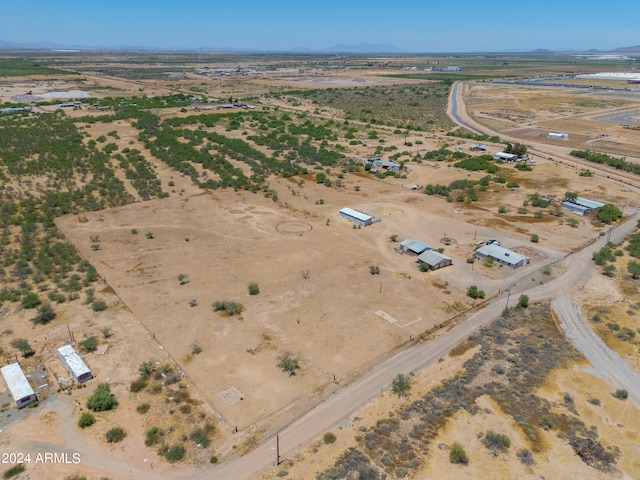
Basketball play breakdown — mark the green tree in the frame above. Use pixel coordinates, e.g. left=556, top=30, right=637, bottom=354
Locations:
left=105, top=427, right=126, bottom=443
left=79, top=336, right=98, bottom=352
left=565, top=191, right=578, bottom=201
left=530, top=234, right=539, bottom=243
left=517, top=295, right=529, bottom=308
left=11, top=338, right=34, bottom=356
left=467, top=285, right=485, bottom=299
left=278, top=354, right=299, bottom=376
left=369, top=265, right=380, bottom=275
left=323, top=432, right=337, bottom=444
left=392, top=373, right=411, bottom=397
left=597, top=204, right=622, bottom=224
left=449, top=442, right=469, bottom=465
left=628, top=261, right=640, bottom=279
left=87, top=383, right=118, bottom=412
left=21, top=291, right=41, bottom=309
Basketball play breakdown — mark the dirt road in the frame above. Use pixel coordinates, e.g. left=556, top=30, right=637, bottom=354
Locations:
left=553, top=296, right=640, bottom=406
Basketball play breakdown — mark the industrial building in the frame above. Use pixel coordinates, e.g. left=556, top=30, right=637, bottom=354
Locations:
left=417, top=250, right=453, bottom=270
left=399, top=238, right=431, bottom=255
left=1, top=362, right=37, bottom=409
left=57, top=345, right=93, bottom=383
left=339, top=207, right=373, bottom=227
left=475, top=245, right=529, bottom=269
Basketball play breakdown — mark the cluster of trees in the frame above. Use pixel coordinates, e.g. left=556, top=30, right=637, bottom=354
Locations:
left=503, top=142, right=527, bottom=157
left=570, top=150, right=640, bottom=176
left=446, top=127, right=501, bottom=144
left=424, top=174, right=506, bottom=202
left=453, top=154, right=498, bottom=172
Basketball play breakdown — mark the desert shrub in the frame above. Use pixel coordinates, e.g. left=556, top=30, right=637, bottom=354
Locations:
left=449, top=442, right=468, bottom=465
left=3, top=464, right=25, bottom=479
left=212, top=300, right=243, bottom=315
left=210, top=455, right=218, bottom=464
left=190, top=427, right=211, bottom=448
left=78, top=336, right=98, bottom=352
left=78, top=412, right=95, bottom=428
left=191, top=343, right=202, bottom=355
left=614, top=389, right=628, bottom=400
left=588, top=397, right=601, bottom=406
left=21, top=291, right=41, bottom=309
left=130, top=377, right=148, bottom=393
left=87, top=383, right=118, bottom=412
left=392, top=373, right=411, bottom=397
left=31, top=304, right=56, bottom=325
left=145, top=427, right=162, bottom=446
left=516, top=448, right=534, bottom=466
left=323, top=432, right=337, bottom=444
left=317, top=448, right=381, bottom=480
left=105, top=427, right=126, bottom=443
left=247, top=282, right=260, bottom=295
left=530, top=234, right=539, bottom=243
left=278, top=353, right=299, bottom=375
left=483, top=430, right=511, bottom=452
left=467, top=285, right=485, bottom=299
left=517, top=295, right=529, bottom=308
left=136, top=403, right=150, bottom=414
left=91, top=300, right=107, bottom=312
left=369, top=265, right=380, bottom=275
left=163, top=444, right=185, bottom=463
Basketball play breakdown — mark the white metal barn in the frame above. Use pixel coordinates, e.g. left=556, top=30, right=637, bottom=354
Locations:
left=339, top=207, right=373, bottom=227
left=57, top=345, right=93, bottom=383
left=1, top=362, right=37, bottom=408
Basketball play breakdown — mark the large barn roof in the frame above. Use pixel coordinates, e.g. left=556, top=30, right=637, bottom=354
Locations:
left=339, top=207, right=372, bottom=222
left=1, top=362, right=35, bottom=402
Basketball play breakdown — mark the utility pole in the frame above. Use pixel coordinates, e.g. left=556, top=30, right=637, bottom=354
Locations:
left=505, top=285, right=512, bottom=309
left=276, top=434, right=280, bottom=465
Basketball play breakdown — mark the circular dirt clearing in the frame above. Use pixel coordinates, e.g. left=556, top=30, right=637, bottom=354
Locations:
left=276, top=221, right=313, bottom=236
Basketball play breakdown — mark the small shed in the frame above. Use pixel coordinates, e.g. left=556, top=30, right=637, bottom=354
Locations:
left=400, top=238, right=431, bottom=255
left=417, top=250, right=453, bottom=270
left=57, top=345, right=93, bottom=383
left=1, top=362, right=37, bottom=409
left=475, top=245, right=529, bottom=269
left=469, top=144, right=487, bottom=151
left=339, top=207, right=373, bottom=227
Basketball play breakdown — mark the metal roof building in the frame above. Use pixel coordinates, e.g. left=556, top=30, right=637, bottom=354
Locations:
left=493, top=152, right=518, bottom=162
left=562, top=201, right=590, bottom=216
left=1, top=362, right=37, bottom=409
left=339, top=207, right=373, bottom=227
left=572, top=197, right=605, bottom=211
left=57, top=345, right=93, bottom=383
left=475, top=245, right=529, bottom=269
left=417, top=250, right=453, bottom=270
left=399, top=238, right=431, bottom=255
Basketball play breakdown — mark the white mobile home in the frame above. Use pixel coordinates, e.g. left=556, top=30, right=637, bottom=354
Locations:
left=1, top=363, right=37, bottom=408
left=475, top=245, right=529, bottom=269
left=57, top=345, right=93, bottom=383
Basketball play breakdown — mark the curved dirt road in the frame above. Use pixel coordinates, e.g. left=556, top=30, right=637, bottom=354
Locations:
left=553, top=296, right=640, bottom=406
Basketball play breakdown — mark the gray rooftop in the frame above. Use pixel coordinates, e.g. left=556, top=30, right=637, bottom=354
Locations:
left=476, top=244, right=526, bottom=266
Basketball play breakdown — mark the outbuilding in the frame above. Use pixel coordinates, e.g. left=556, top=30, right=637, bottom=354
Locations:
left=469, top=144, right=487, bottom=151
left=417, top=250, right=453, bottom=270
left=339, top=207, right=373, bottom=227
left=57, top=345, right=93, bottom=383
left=475, top=244, right=529, bottom=269
left=399, top=238, right=431, bottom=255
left=562, top=201, right=590, bottom=215
left=569, top=197, right=605, bottom=212
left=549, top=132, right=569, bottom=140
left=1, top=362, right=37, bottom=409
left=493, top=152, right=518, bottom=162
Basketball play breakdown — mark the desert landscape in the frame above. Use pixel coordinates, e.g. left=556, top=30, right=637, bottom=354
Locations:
left=0, top=50, right=640, bottom=480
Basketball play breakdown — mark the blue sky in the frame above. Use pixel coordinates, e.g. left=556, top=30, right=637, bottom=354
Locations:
left=3, top=0, right=639, bottom=52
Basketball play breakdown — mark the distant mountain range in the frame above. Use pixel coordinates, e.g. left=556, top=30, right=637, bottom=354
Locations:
left=0, top=39, right=638, bottom=54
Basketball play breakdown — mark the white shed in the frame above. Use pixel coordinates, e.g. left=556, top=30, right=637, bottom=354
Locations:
left=57, top=345, right=93, bottom=383
left=1, top=362, right=37, bottom=408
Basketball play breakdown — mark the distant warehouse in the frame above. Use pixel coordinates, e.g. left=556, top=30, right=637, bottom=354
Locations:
left=1, top=362, right=37, bottom=409
left=475, top=244, right=529, bottom=269
left=57, top=345, right=93, bottom=383
left=339, top=207, right=373, bottom=227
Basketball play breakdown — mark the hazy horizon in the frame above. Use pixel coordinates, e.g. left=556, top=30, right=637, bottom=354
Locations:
left=2, top=0, right=639, bottom=53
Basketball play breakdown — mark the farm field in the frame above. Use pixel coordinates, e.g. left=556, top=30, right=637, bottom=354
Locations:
left=1, top=50, right=640, bottom=479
